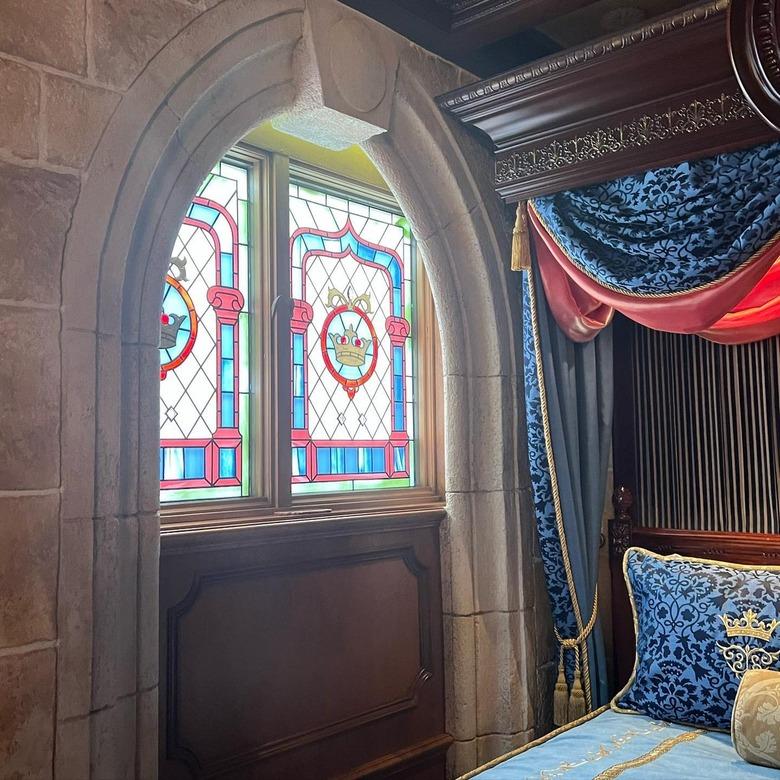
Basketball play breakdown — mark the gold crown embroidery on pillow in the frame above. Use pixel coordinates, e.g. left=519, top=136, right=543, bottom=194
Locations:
left=717, top=609, right=780, bottom=677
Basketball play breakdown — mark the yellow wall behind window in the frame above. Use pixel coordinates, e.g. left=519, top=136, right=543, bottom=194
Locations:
left=242, top=122, right=388, bottom=190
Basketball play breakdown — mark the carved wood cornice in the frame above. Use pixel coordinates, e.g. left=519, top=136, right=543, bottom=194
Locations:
left=729, top=0, right=780, bottom=130
left=438, top=0, right=779, bottom=201
left=439, top=0, right=730, bottom=111
left=495, top=91, right=754, bottom=184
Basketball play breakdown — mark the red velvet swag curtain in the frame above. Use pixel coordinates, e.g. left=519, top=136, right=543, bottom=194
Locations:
left=528, top=207, right=780, bottom=346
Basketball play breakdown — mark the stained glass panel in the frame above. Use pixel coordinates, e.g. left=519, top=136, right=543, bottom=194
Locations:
left=290, top=179, right=416, bottom=493
left=159, top=158, right=251, bottom=502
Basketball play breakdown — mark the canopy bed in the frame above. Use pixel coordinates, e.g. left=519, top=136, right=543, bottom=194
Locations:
left=439, top=0, right=780, bottom=776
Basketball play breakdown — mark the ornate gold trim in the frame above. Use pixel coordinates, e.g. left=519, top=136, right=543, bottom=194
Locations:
left=440, top=0, right=729, bottom=109
left=456, top=706, right=609, bottom=780
left=593, top=729, right=705, bottom=778
left=527, top=270, right=596, bottom=707
left=496, top=91, right=754, bottom=184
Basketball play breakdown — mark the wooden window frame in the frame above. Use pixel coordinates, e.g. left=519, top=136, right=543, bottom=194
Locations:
left=162, top=144, right=444, bottom=529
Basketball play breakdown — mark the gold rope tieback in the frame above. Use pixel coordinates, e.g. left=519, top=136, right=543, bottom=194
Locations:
left=511, top=201, right=532, bottom=272
left=553, top=588, right=599, bottom=726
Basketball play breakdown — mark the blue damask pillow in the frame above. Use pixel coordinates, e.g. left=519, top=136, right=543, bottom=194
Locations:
left=612, top=547, right=780, bottom=730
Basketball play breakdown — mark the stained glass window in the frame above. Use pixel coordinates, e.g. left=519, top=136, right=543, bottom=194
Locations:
left=159, top=158, right=251, bottom=502
left=289, top=178, right=416, bottom=493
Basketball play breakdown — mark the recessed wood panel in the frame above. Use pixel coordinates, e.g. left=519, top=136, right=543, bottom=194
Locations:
left=159, top=512, right=448, bottom=780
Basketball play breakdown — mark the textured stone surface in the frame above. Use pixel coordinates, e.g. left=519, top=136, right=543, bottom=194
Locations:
left=57, top=517, right=94, bottom=719
left=0, top=162, right=79, bottom=305
left=0, top=648, right=56, bottom=778
left=54, top=714, right=90, bottom=780
left=0, top=59, right=39, bottom=159
left=0, top=307, right=60, bottom=490
left=45, top=75, right=120, bottom=168
left=90, top=695, right=136, bottom=780
left=448, top=738, right=477, bottom=778
left=0, top=495, right=58, bottom=648
left=441, top=493, right=475, bottom=616
left=475, top=610, right=534, bottom=735
left=476, top=730, right=534, bottom=766
left=90, top=0, right=201, bottom=90
left=60, top=330, right=97, bottom=521
left=0, top=0, right=86, bottom=74
left=444, top=614, right=478, bottom=741
left=91, top=515, right=138, bottom=710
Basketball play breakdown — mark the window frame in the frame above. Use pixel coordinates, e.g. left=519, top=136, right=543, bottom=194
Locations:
left=161, top=143, right=443, bottom=528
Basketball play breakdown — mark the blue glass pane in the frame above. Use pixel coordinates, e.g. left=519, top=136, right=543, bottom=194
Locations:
left=345, top=448, right=358, bottom=474
left=188, top=203, right=218, bottom=225
left=394, top=446, right=406, bottom=472
left=293, top=333, right=304, bottom=365
left=221, top=325, right=234, bottom=358
left=220, top=253, right=233, bottom=286
left=357, top=243, right=376, bottom=261
left=394, top=375, right=404, bottom=402
left=293, top=365, right=305, bottom=397
left=333, top=447, right=345, bottom=474
left=184, top=448, right=206, bottom=479
left=317, top=447, right=332, bottom=475
left=393, top=403, right=404, bottom=431
left=293, top=398, right=305, bottom=429
left=219, top=447, right=236, bottom=478
left=221, top=392, right=234, bottom=426
left=159, top=448, right=164, bottom=480
left=393, top=288, right=402, bottom=316
left=292, top=447, right=307, bottom=477
left=221, top=358, right=233, bottom=389
left=372, top=447, right=386, bottom=472
left=389, top=260, right=401, bottom=287
left=393, top=346, right=404, bottom=371
left=163, top=448, right=184, bottom=480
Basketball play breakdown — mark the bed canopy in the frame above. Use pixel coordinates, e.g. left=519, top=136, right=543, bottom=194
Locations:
left=439, top=0, right=780, bottom=727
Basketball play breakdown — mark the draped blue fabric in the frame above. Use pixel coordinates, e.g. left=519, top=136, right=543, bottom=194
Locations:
left=522, top=263, right=612, bottom=710
left=532, top=140, right=780, bottom=295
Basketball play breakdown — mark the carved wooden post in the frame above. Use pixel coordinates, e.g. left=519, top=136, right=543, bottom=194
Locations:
left=609, top=485, right=635, bottom=689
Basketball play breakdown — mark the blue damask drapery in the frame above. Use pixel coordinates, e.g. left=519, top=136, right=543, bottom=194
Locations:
left=527, top=140, right=780, bottom=342
left=532, top=140, right=780, bottom=295
left=520, top=140, right=780, bottom=726
left=523, top=262, right=613, bottom=723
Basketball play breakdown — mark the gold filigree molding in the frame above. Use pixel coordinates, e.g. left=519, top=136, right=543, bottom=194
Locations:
left=440, top=0, right=729, bottom=109
left=495, top=91, right=754, bottom=184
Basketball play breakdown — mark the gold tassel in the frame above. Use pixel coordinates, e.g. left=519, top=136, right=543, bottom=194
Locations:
left=510, top=201, right=531, bottom=272
left=553, top=649, right=569, bottom=727
left=568, top=649, right=587, bottom=721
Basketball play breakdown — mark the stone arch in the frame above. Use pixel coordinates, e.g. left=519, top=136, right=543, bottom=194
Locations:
left=60, top=0, right=538, bottom=775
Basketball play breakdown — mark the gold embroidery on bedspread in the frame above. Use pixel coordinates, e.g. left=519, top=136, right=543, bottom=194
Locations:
left=592, top=730, right=705, bottom=779
left=538, top=722, right=668, bottom=779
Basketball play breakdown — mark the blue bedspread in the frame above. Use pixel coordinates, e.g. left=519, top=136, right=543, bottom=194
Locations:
left=463, top=709, right=779, bottom=779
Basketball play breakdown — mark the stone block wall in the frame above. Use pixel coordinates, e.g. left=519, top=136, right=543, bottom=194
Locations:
left=0, top=1, right=551, bottom=777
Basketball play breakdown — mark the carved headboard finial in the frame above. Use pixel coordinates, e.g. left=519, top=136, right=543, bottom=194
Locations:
left=613, top=485, right=634, bottom=519
left=610, top=486, right=634, bottom=560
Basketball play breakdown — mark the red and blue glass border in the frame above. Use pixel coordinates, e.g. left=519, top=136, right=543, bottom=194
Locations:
left=290, top=220, right=411, bottom=485
left=160, top=195, right=244, bottom=491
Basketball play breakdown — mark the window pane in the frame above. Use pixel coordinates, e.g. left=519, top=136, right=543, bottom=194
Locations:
left=160, top=158, right=252, bottom=502
left=290, top=178, right=416, bottom=493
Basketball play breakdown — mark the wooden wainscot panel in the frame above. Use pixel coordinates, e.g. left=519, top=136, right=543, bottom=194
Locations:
left=159, top=511, right=449, bottom=779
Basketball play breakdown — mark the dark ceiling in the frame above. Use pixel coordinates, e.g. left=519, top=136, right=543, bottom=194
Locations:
left=340, top=0, right=695, bottom=76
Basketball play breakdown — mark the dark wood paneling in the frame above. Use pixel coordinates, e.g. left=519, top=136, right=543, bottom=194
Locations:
left=159, top=512, right=448, bottom=779
left=729, top=0, right=780, bottom=131
left=439, top=0, right=779, bottom=201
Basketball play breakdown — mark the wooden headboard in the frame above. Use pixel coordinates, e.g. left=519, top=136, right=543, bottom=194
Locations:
left=608, top=485, right=780, bottom=687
